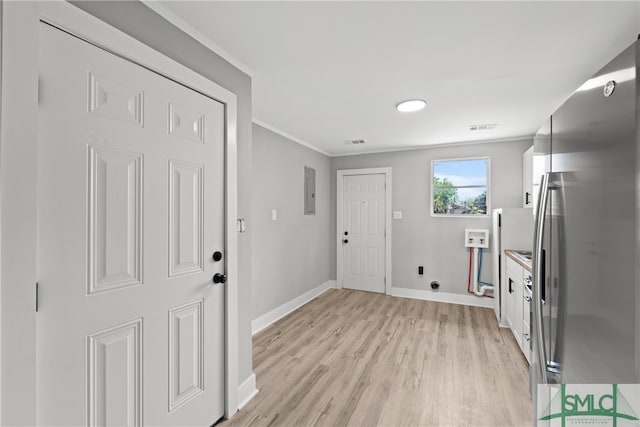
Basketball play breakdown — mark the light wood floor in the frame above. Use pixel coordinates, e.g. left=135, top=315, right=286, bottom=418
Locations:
left=223, top=289, right=532, bottom=427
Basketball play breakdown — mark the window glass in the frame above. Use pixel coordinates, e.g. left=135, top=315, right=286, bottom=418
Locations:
left=432, top=158, right=489, bottom=216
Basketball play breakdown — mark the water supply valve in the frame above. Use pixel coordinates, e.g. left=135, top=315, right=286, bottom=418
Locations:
left=464, top=229, right=489, bottom=248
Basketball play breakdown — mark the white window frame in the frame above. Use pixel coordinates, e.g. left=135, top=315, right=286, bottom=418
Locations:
left=430, top=156, right=491, bottom=218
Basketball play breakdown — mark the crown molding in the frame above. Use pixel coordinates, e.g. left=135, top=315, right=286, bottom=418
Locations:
left=141, top=1, right=254, bottom=77
left=253, top=119, right=332, bottom=157
left=330, top=135, right=534, bottom=157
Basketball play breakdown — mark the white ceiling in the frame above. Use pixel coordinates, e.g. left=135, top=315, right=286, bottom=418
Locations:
left=154, top=1, right=639, bottom=156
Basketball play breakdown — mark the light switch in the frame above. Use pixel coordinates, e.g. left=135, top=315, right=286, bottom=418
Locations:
left=271, top=209, right=277, bottom=221
left=393, top=211, right=403, bottom=220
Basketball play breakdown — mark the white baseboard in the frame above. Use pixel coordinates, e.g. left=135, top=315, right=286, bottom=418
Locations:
left=390, top=287, right=494, bottom=308
left=237, top=372, right=258, bottom=410
left=251, top=280, right=337, bottom=335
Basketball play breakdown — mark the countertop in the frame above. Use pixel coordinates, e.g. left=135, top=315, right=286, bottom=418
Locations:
left=504, top=249, right=532, bottom=272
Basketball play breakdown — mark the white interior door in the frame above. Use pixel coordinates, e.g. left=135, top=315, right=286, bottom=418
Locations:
left=37, top=23, right=225, bottom=426
left=341, top=174, right=386, bottom=293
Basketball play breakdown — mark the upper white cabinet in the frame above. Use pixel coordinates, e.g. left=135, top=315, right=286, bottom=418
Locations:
left=522, top=146, right=533, bottom=208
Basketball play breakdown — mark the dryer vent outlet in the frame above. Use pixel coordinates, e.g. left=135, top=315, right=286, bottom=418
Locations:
left=430, top=281, right=440, bottom=290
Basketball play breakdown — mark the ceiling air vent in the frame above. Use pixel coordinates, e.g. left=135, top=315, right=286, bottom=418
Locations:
left=469, top=124, right=498, bottom=131
left=345, top=139, right=366, bottom=145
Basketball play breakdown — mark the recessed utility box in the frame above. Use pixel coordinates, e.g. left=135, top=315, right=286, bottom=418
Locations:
left=304, top=166, right=316, bottom=215
left=465, top=229, right=489, bottom=248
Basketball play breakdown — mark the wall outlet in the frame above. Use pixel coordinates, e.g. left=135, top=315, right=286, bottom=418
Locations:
left=418, top=266, right=424, bottom=275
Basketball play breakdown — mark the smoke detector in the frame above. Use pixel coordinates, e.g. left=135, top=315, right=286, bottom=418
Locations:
left=345, top=139, right=366, bottom=145
left=469, top=124, right=498, bottom=131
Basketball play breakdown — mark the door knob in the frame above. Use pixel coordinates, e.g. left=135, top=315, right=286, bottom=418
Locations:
left=213, top=273, right=227, bottom=284
left=344, top=231, right=348, bottom=236
left=343, top=239, right=349, bottom=244
left=212, top=251, right=223, bottom=261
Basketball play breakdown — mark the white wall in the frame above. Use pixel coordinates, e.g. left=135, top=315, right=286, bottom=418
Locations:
left=71, top=0, right=255, bottom=386
left=252, top=124, right=332, bottom=320
left=331, top=139, right=532, bottom=296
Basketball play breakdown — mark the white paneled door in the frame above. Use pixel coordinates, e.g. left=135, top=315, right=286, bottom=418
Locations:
left=37, top=23, right=225, bottom=426
left=341, top=174, right=386, bottom=293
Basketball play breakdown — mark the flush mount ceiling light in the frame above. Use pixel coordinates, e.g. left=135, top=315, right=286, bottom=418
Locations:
left=396, top=99, right=426, bottom=113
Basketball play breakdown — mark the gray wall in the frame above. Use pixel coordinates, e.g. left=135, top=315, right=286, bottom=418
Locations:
left=252, top=124, right=332, bottom=320
left=71, top=1, right=254, bottom=383
left=331, top=139, right=532, bottom=295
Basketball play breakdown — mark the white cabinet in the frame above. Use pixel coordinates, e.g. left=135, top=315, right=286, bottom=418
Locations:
left=522, top=273, right=532, bottom=363
left=506, top=257, right=523, bottom=347
left=505, top=254, right=532, bottom=364
left=523, top=146, right=533, bottom=208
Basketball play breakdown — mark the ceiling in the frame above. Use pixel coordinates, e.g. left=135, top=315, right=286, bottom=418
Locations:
left=153, top=1, right=639, bottom=156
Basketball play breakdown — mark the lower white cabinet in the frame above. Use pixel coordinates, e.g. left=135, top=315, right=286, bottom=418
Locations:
left=505, top=255, right=532, bottom=364
left=522, top=273, right=532, bottom=363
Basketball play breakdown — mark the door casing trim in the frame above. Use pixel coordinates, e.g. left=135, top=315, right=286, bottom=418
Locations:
left=336, top=167, right=392, bottom=295
left=0, top=2, right=239, bottom=423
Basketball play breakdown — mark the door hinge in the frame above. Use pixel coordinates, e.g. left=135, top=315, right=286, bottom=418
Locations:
left=37, top=76, right=41, bottom=105
left=384, top=277, right=386, bottom=285
left=35, top=282, right=39, bottom=312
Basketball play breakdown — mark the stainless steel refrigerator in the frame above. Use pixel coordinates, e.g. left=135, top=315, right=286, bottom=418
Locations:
left=531, top=40, right=639, bottom=419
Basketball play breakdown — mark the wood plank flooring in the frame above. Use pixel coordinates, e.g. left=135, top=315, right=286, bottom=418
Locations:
left=222, top=289, right=532, bottom=427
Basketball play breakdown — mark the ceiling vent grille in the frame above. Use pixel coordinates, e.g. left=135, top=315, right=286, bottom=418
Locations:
left=345, top=139, right=366, bottom=145
left=469, top=124, right=498, bottom=131
left=469, top=123, right=498, bottom=130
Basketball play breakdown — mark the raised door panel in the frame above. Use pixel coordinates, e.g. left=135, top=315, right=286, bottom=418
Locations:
left=366, top=247, right=378, bottom=278
left=88, top=72, right=144, bottom=128
left=366, top=200, right=378, bottom=236
left=348, top=247, right=361, bottom=277
left=348, top=200, right=362, bottom=236
left=87, top=146, right=143, bottom=294
left=87, top=319, right=142, bottom=427
left=168, top=160, right=204, bottom=277
left=168, top=102, right=206, bottom=144
left=169, top=300, right=204, bottom=412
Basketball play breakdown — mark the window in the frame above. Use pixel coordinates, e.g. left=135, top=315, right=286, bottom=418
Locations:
left=431, top=157, right=490, bottom=216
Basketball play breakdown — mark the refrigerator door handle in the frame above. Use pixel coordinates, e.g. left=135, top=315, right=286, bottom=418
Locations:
left=549, top=173, right=567, bottom=382
left=533, top=172, right=551, bottom=382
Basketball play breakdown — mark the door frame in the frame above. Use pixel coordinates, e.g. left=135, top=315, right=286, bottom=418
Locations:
left=0, top=2, right=239, bottom=423
left=336, top=168, right=392, bottom=295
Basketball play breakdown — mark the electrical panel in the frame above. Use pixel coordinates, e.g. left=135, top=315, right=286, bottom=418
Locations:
left=465, top=229, right=489, bottom=248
